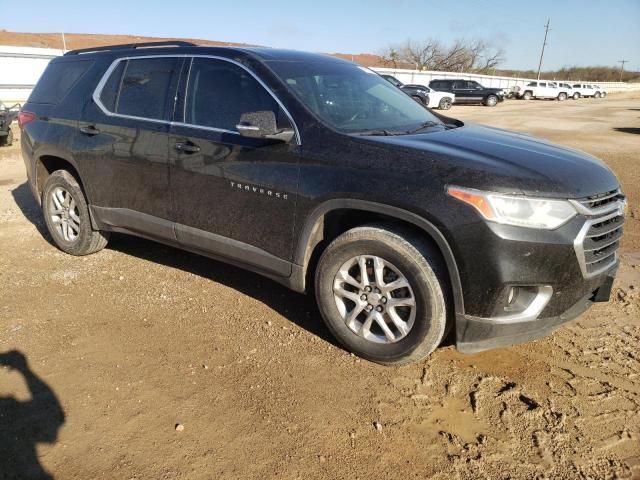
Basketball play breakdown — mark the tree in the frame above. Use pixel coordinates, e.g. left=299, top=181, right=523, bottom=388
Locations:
left=383, top=37, right=505, bottom=72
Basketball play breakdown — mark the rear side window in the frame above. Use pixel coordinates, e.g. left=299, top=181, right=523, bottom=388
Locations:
left=29, top=60, right=92, bottom=105
left=98, top=57, right=182, bottom=121
left=184, top=58, right=289, bottom=132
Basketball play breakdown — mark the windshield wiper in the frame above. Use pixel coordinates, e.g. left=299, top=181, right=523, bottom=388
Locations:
left=352, top=129, right=400, bottom=136
left=404, top=121, right=445, bottom=135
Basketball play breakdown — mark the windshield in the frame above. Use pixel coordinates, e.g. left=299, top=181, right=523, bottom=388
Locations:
left=267, top=60, right=444, bottom=134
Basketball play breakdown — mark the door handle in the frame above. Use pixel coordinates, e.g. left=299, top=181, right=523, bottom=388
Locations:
left=79, top=125, right=100, bottom=135
left=174, top=141, right=201, bottom=154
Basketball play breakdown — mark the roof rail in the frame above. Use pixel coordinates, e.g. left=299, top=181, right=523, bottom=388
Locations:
left=64, top=40, right=197, bottom=56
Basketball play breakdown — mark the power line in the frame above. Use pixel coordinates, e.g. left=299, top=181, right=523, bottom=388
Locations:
left=536, top=19, right=551, bottom=80
left=618, top=59, right=628, bottom=82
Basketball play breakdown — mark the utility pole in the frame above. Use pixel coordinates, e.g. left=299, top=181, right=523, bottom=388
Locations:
left=618, top=59, right=628, bottom=82
left=536, top=19, right=551, bottom=80
left=61, top=32, right=67, bottom=52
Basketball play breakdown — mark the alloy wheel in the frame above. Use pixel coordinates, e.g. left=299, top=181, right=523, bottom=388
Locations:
left=332, top=255, right=416, bottom=344
left=49, top=187, right=81, bottom=242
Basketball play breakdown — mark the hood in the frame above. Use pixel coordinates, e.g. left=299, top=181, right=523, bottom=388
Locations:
left=360, top=123, right=619, bottom=198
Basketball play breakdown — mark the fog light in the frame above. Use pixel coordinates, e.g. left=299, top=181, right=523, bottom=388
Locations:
left=504, top=286, right=541, bottom=313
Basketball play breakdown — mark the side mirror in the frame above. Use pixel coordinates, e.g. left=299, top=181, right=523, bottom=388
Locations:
left=236, top=111, right=295, bottom=143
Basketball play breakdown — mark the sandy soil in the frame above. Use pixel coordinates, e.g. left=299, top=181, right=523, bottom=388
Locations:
left=1, top=94, right=639, bottom=480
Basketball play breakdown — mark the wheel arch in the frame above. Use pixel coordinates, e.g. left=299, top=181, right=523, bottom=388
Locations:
left=35, top=153, right=98, bottom=229
left=294, top=199, right=465, bottom=315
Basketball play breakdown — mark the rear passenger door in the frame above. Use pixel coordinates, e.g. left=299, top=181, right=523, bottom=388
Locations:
left=75, top=56, right=183, bottom=234
left=167, top=57, right=300, bottom=276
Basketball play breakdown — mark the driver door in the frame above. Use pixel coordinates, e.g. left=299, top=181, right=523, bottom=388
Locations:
left=167, top=57, right=300, bottom=274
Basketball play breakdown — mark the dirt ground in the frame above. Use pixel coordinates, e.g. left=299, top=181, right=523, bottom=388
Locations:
left=1, top=93, right=640, bottom=480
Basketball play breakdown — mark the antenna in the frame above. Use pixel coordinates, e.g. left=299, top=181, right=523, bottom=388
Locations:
left=536, top=19, right=551, bottom=80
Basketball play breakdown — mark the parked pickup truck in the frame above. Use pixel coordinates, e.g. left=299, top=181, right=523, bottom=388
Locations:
left=381, top=75, right=454, bottom=110
left=0, top=101, right=20, bottom=147
left=515, top=81, right=569, bottom=101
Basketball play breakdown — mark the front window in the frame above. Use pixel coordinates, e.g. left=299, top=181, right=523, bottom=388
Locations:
left=268, top=60, right=444, bottom=134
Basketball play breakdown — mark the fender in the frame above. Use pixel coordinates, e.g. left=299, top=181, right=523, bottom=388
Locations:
left=294, top=199, right=465, bottom=315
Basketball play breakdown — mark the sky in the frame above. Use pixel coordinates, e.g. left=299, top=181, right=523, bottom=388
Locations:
left=1, top=0, right=639, bottom=71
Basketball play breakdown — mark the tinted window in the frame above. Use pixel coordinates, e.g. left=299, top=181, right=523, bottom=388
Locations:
left=453, top=81, right=466, bottom=89
left=29, top=60, right=92, bottom=105
left=527, top=82, right=537, bottom=86
left=115, top=57, right=182, bottom=121
left=184, top=58, right=287, bottom=131
left=99, top=61, right=126, bottom=112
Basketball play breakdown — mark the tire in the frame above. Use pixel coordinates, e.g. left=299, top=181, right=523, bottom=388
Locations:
left=601, top=92, right=607, bottom=98
left=572, top=92, right=580, bottom=100
left=594, top=91, right=601, bottom=98
left=42, top=170, right=109, bottom=256
left=315, top=225, right=449, bottom=365
left=438, top=97, right=452, bottom=110
left=558, top=92, right=567, bottom=101
left=522, top=91, right=532, bottom=100
left=484, top=95, right=498, bottom=107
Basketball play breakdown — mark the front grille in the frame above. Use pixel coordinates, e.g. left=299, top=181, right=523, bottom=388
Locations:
left=577, top=189, right=625, bottom=210
left=574, top=195, right=625, bottom=278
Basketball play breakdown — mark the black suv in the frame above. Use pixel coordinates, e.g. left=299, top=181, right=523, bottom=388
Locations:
left=20, top=42, right=625, bottom=365
left=428, top=79, right=504, bottom=106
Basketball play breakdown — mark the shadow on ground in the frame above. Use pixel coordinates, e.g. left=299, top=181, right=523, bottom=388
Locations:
left=0, top=350, right=65, bottom=480
left=108, top=234, right=340, bottom=347
left=11, top=182, right=52, bottom=242
left=613, top=127, right=640, bottom=135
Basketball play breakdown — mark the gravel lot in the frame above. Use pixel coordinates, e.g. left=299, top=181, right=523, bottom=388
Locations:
left=1, top=93, right=639, bottom=479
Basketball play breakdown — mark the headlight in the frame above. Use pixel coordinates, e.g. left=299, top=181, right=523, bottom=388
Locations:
left=447, top=186, right=577, bottom=229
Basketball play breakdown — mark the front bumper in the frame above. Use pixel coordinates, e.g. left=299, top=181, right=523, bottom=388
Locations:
left=455, top=263, right=616, bottom=353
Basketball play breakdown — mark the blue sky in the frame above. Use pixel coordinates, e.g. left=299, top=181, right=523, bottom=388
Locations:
left=2, top=0, right=639, bottom=70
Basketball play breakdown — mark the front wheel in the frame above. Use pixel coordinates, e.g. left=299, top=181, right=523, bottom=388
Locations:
left=573, top=92, right=580, bottom=100
left=438, top=97, right=452, bottom=110
left=42, top=170, right=110, bottom=256
left=315, top=225, right=449, bottom=365
left=558, top=92, right=567, bottom=101
left=594, top=91, right=601, bottom=98
left=601, top=92, right=607, bottom=98
left=522, top=91, right=532, bottom=100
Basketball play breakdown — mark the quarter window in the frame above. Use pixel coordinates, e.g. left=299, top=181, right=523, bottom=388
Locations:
left=99, top=57, right=182, bottom=121
left=184, top=58, right=289, bottom=132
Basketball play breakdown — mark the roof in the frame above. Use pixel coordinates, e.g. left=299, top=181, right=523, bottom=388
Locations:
left=62, top=41, right=352, bottom=65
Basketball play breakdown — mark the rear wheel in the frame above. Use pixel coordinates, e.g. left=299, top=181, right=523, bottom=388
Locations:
left=438, top=97, right=452, bottom=110
left=42, top=170, right=109, bottom=256
left=315, top=225, right=449, bottom=365
left=601, top=92, right=607, bottom=98
left=484, top=95, right=498, bottom=107
left=573, top=92, right=580, bottom=100
left=558, top=92, right=567, bottom=101
left=594, top=91, right=601, bottom=98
